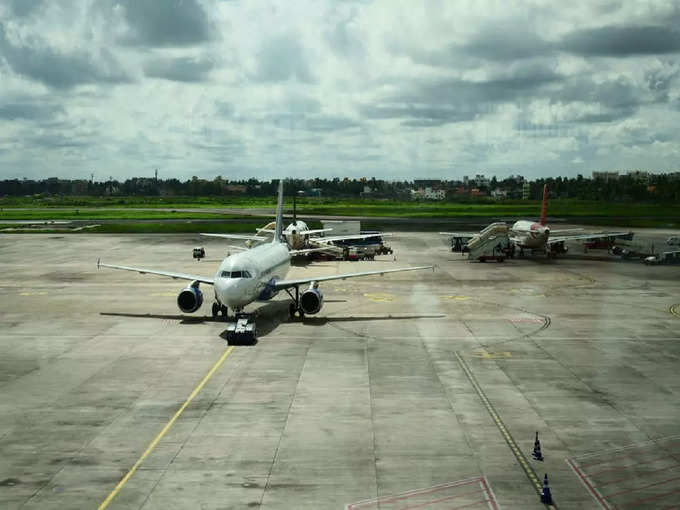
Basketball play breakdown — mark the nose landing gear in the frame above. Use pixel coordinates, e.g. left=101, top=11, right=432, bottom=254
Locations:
left=212, top=302, right=229, bottom=320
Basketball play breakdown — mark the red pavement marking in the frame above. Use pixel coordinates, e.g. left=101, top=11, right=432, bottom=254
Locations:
left=588, top=455, right=673, bottom=478
left=567, top=457, right=612, bottom=510
left=346, top=477, right=499, bottom=510
left=597, top=463, right=680, bottom=487
left=479, top=477, right=499, bottom=510
left=618, top=488, right=680, bottom=508
left=346, top=478, right=484, bottom=509
left=400, top=493, right=487, bottom=510
left=578, top=441, right=680, bottom=469
left=604, top=474, right=680, bottom=499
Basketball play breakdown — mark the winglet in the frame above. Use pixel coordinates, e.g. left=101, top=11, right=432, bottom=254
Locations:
left=539, top=184, right=548, bottom=226
left=273, top=179, right=284, bottom=243
left=97, top=258, right=101, bottom=269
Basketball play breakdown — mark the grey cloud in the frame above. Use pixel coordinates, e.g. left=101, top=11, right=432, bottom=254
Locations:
left=0, top=99, right=64, bottom=120
left=24, top=132, right=89, bottom=149
left=253, top=33, right=314, bottom=83
left=560, top=25, right=680, bottom=56
left=144, top=56, right=214, bottom=82
left=551, top=76, right=654, bottom=123
left=284, top=93, right=321, bottom=114
left=4, top=0, right=44, bottom=17
left=0, top=24, right=130, bottom=89
left=460, top=25, right=552, bottom=61
left=325, top=8, right=364, bottom=57
left=266, top=112, right=357, bottom=132
left=362, top=64, right=559, bottom=126
left=115, top=0, right=215, bottom=47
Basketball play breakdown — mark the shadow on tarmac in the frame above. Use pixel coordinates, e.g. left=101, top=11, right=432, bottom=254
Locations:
left=101, top=304, right=445, bottom=344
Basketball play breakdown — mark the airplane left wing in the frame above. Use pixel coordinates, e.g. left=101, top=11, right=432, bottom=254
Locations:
left=272, top=265, right=433, bottom=290
left=548, top=232, right=631, bottom=245
left=97, top=260, right=215, bottom=285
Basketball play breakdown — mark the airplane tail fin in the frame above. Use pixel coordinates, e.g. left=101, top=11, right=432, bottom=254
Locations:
left=273, top=179, right=284, bottom=243
left=293, top=194, right=297, bottom=225
left=539, top=184, right=548, bottom=226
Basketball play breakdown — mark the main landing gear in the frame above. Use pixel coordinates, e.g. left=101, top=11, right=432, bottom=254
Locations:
left=285, top=286, right=305, bottom=321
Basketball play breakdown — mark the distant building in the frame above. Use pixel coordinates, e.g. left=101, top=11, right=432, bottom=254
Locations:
left=627, top=170, right=650, bottom=181
left=473, top=174, right=490, bottom=187
left=411, top=187, right=446, bottom=200
left=522, top=182, right=530, bottom=200
left=593, top=171, right=619, bottom=181
left=414, top=179, right=442, bottom=188
left=490, top=188, right=507, bottom=199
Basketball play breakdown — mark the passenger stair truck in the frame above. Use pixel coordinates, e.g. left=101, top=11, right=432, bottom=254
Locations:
left=466, top=222, right=510, bottom=262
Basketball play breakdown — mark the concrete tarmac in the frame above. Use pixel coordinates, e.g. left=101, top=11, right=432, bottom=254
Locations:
left=0, top=232, right=678, bottom=509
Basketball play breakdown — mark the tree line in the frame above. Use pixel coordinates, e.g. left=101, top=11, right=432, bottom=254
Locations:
left=0, top=173, right=678, bottom=202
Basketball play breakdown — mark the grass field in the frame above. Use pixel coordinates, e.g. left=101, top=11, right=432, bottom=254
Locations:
left=0, top=209, right=249, bottom=221
left=1, top=195, right=678, bottom=230
left=0, top=221, right=266, bottom=234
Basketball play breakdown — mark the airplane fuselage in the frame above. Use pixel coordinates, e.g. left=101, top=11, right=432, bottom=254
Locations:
left=213, top=241, right=290, bottom=309
left=510, top=220, right=550, bottom=250
left=283, top=220, right=309, bottom=249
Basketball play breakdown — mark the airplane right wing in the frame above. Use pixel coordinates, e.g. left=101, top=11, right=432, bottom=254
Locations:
left=272, top=265, right=433, bottom=290
left=548, top=231, right=632, bottom=244
left=97, top=260, right=215, bottom=285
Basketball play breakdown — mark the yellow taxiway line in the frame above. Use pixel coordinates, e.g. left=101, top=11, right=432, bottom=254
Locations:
left=98, top=345, right=236, bottom=510
left=456, top=352, right=557, bottom=509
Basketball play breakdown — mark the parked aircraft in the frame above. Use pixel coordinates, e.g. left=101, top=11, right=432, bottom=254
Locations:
left=202, top=197, right=389, bottom=253
left=98, top=181, right=432, bottom=335
left=441, top=185, right=631, bottom=258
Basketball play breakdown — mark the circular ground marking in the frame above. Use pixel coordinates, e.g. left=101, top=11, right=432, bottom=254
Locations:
left=363, top=292, right=395, bottom=302
left=670, top=304, right=680, bottom=319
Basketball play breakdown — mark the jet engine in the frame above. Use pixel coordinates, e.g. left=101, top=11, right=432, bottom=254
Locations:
left=300, top=284, right=323, bottom=315
left=177, top=286, right=203, bottom=313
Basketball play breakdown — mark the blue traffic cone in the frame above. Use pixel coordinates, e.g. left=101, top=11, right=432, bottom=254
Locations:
left=532, top=431, right=544, bottom=461
left=540, top=473, right=553, bottom=504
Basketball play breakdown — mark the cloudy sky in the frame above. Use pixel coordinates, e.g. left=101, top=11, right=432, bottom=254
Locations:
left=1, top=0, right=679, bottom=181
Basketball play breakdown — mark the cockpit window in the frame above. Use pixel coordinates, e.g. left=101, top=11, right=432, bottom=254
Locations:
left=220, top=270, right=251, bottom=278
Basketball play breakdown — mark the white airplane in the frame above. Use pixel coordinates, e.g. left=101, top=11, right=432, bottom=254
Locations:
left=98, top=181, right=432, bottom=335
left=441, top=185, right=631, bottom=258
left=202, top=197, right=390, bottom=253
